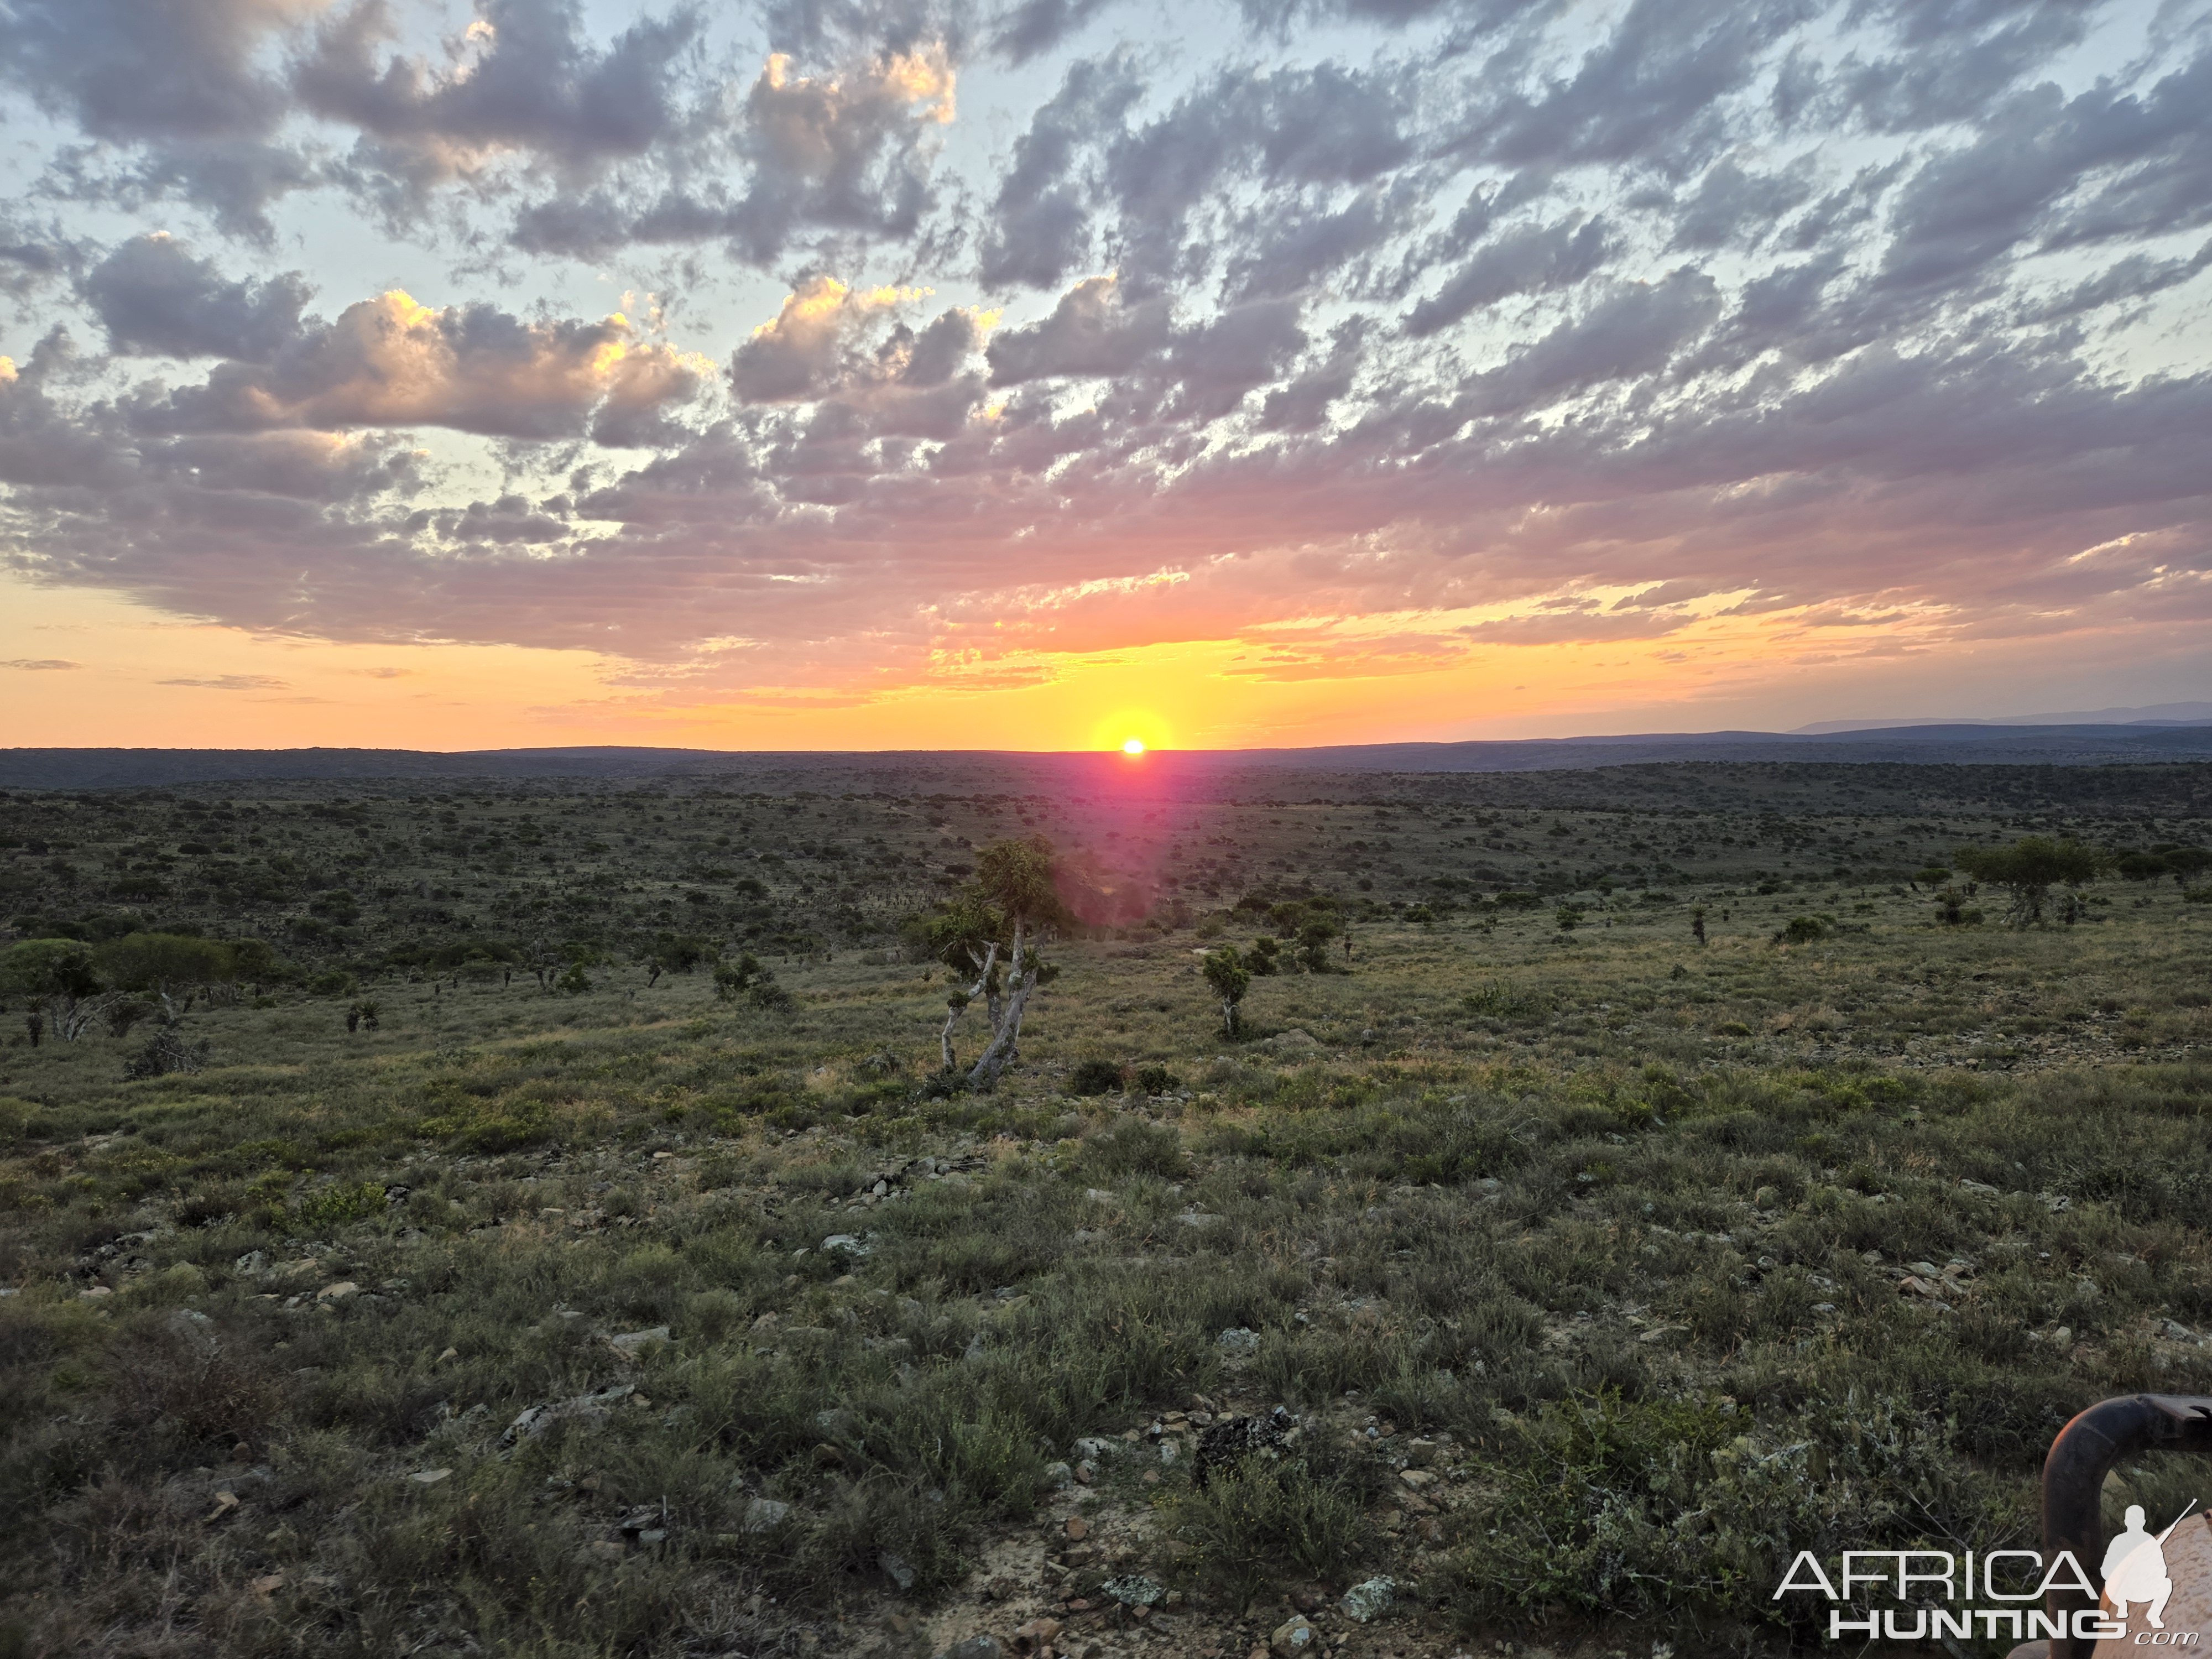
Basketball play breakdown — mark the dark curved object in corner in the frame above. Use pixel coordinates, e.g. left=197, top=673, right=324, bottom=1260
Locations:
left=2033, top=1394, right=2212, bottom=1659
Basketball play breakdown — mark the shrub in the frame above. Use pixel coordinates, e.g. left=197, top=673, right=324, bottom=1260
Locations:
left=1067, top=1058, right=1125, bottom=1096
left=1773, top=914, right=1833, bottom=945
left=294, top=1180, right=387, bottom=1229
left=1165, top=1448, right=1374, bottom=1610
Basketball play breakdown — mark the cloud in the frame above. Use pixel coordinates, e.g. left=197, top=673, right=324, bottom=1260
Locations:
left=991, top=0, right=1124, bottom=64
left=2, top=658, right=80, bottom=669
left=731, top=276, right=920, bottom=403
left=293, top=0, right=703, bottom=189
left=1405, top=216, right=1613, bottom=336
left=0, top=0, right=310, bottom=145
left=979, top=55, right=1142, bottom=289
left=81, top=234, right=313, bottom=360
left=509, top=43, right=961, bottom=263
left=986, top=274, right=1171, bottom=384
left=131, top=290, right=707, bottom=443
left=0, top=0, right=2208, bottom=722
left=158, top=674, right=290, bottom=690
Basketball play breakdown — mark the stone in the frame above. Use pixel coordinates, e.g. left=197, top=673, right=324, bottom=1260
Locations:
left=1270, top=1614, right=1320, bottom=1655
left=742, top=1496, right=791, bottom=1532
left=607, top=1326, right=672, bottom=1360
left=408, top=1468, right=452, bottom=1485
left=1065, top=1515, right=1089, bottom=1540
left=1011, top=1618, right=1062, bottom=1655
left=821, top=1234, right=871, bottom=1258
left=1101, top=1574, right=1166, bottom=1608
left=315, top=1281, right=359, bottom=1302
left=1040, top=1460, right=1074, bottom=1490
left=1398, top=1468, right=1436, bottom=1490
left=879, top=1550, right=916, bottom=1590
left=1342, top=1576, right=1396, bottom=1623
left=1217, top=1327, right=1260, bottom=1355
left=501, top=1383, right=635, bottom=1446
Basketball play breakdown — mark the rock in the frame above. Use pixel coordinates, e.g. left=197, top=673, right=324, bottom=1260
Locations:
left=500, top=1383, right=636, bottom=1447
left=607, top=1326, right=672, bottom=1360
left=586, top=1540, right=625, bottom=1561
left=742, top=1497, right=792, bottom=1532
left=1101, top=1574, right=1166, bottom=1608
left=1065, top=1515, right=1089, bottom=1540
left=1084, top=1188, right=1120, bottom=1205
left=1404, top=1437, right=1439, bottom=1467
left=937, top=1639, right=1004, bottom=1659
left=879, top=1550, right=916, bottom=1590
left=315, top=1281, right=359, bottom=1302
left=1270, top=1614, right=1321, bottom=1655
left=1398, top=1468, right=1436, bottom=1490
left=407, top=1468, right=452, bottom=1485
left=1194, top=1406, right=1293, bottom=1489
left=1267, top=1030, right=1321, bottom=1053
left=234, top=1250, right=267, bottom=1275
left=248, top=1572, right=283, bottom=1599
left=1010, top=1617, right=1062, bottom=1655
left=821, top=1234, right=871, bottom=1258
left=1040, top=1460, right=1073, bottom=1490
left=1342, top=1576, right=1396, bottom=1623
left=1637, top=1324, right=1688, bottom=1345
left=1176, top=1211, right=1224, bottom=1228
left=1217, top=1326, right=1260, bottom=1355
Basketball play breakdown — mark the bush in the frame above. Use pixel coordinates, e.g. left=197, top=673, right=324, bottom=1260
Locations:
left=1133, top=1062, right=1181, bottom=1095
left=122, top=1027, right=207, bottom=1078
left=1165, top=1450, right=1373, bottom=1610
left=1773, top=914, right=1833, bottom=945
left=1067, top=1058, right=1125, bottom=1096
left=294, top=1180, right=387, bottom=1229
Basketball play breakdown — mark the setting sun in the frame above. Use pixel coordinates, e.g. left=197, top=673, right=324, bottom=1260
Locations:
left=1121, top=737, right=1145, bottom=755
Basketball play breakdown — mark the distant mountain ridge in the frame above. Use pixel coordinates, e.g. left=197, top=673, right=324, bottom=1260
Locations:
left=1795, top=702, right=2212, bottom=732
left=5, top=717, right=2212, bottom=791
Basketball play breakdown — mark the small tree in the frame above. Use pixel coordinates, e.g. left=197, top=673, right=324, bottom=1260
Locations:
left=1690, top=904, right=1707, bottom=946
left=1202, top=946, right=1251, bottom=1037
left=909, top=837, right=1071, bottom=1088
left=95, top=933, right=234, bottom=1021
left=0, top=939, right=111, bottom=1041
left=1953, top=837, right=2108, bottom=927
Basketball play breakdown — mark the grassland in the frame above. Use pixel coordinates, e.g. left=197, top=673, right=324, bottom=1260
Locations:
left=1, top=765, right=2209, bottom=1659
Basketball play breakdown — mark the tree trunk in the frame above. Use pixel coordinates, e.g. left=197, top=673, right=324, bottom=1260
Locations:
left=968, top=921, right=1034, bottom=1089
left=940, top=943, right=997, bottom=1071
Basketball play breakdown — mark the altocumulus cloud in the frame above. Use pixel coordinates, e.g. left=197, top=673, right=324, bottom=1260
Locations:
left=0, top=0, right=2204, bottom=699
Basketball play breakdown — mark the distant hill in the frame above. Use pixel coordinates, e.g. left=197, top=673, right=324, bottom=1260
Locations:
left=1796, top=702, right=2212, bottom=732
left=4, top=719, right=2212, bottom=792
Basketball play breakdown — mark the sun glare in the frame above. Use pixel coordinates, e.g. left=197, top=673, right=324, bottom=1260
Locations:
left=1121, top=737, right=1146, bottom=756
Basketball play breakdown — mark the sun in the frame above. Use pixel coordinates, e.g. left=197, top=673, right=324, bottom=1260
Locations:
left=1121, top=737, right=1146, bottom=756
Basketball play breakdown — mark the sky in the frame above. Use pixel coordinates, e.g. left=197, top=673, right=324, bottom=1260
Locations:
left=0, top=0, right=2208, bottom=753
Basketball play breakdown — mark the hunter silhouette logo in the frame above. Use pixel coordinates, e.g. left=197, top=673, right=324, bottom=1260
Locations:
left=2105, top=1503, right=2193, bottom=1629
left=2098, top=1500, right=2209, bottom=1650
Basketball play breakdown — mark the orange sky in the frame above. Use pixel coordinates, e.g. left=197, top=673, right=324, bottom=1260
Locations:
left=8, top=570, right=2199, bottom=752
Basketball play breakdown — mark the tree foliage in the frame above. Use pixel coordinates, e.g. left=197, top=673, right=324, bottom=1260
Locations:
left=1202, top=946, right=1251, bottom=1037
left=1952, top=837, right=2108, bottom=926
